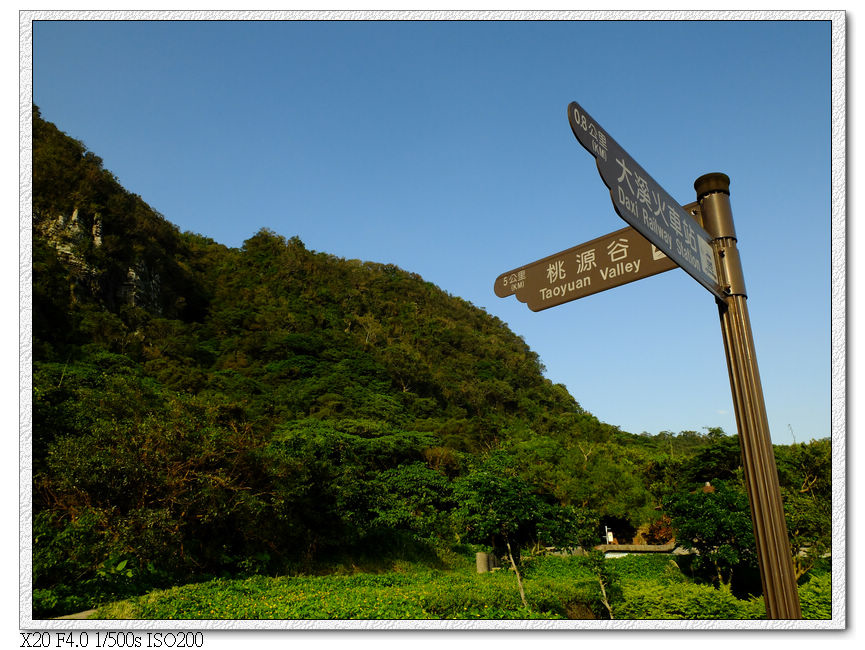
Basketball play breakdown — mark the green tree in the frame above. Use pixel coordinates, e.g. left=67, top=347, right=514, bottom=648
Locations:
left=506, top=434, right=654, bottom=531
left=684, top=435, right=742, bottom=484
left=451, top=452, right=547, bottom=607
left=369, top=462, right=454, bottom=540
left=665, top=480, right=757, bottom=589
left=536, top=503, right=599, bottom=553
left=584, top=550, right=621, bottom=618
left=775, top=439, right=832, bottom=578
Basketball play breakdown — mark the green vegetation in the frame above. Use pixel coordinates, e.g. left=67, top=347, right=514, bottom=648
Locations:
left=92, top=554, right=830, bottom=620
left=30, top=107, right=832, bottom=620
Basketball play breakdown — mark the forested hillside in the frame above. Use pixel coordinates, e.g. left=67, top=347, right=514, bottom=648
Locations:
left=30, top=107, right=831, bottom=618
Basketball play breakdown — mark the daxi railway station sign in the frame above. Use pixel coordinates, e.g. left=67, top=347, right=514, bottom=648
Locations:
left=567, top=100, right=724, bottom=300
left=493, top=102, right=802, bottom=619
left=494, top=226, right=676, bottom=311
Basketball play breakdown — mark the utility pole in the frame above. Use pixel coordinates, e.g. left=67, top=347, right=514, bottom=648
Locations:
left=694, top=173, right=802, bottom=619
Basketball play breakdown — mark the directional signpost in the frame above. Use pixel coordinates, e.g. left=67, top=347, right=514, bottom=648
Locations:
left=494, top=103, right=801, bottom=619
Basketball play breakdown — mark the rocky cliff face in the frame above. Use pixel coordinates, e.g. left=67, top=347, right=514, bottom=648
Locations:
left=119, top=261, right=162, bottom=314
left=37, top=208, right=99, bottom=261
left=37, top=208, right=162, bottom=315
left=35, top=208, right=100, bottom=306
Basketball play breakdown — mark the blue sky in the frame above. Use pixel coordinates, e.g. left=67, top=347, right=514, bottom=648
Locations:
left=29, top=16, right=837, bottom=445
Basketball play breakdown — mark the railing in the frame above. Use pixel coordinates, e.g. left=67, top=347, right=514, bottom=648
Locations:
left=593, top=540, right=678, bottom=553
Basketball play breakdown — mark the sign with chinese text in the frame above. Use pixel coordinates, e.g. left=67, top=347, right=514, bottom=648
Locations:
left=494, top=226, right=677, bottom=311
left=567, top=101, right=724, bottom=299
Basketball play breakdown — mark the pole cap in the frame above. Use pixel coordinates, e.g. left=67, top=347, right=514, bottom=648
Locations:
left=694, top=173, right=731, bottom=199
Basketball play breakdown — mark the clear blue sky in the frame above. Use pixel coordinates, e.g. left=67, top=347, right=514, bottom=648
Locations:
left=30, top=17, right=836, bottom=445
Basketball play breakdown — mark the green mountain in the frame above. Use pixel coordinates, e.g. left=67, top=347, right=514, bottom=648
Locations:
left=31, top=106, right=603, bottom=613
left=32, top=106, right=585, bottom=447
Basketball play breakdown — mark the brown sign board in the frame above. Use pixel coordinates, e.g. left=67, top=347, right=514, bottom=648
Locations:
left=495, top=226, right=678, bottom=311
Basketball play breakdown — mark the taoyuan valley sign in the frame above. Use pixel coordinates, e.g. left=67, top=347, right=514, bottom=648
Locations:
left=494, top=224, right=678, bottom=311
left=492, top=102, right=803, bottom=620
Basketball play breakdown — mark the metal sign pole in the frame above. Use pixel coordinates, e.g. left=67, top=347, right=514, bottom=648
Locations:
left=694, top=173, right=802, bottom=619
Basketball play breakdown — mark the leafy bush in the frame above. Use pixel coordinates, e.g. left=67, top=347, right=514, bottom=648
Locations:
left=644, top=515, right=674, bottom=544
left=601, top=554, right=688, bottom=584
left=616, top=580, right=765, bottom=620
left=520, top=556, right=604, bottom=618
left=798, top=572, right=832, bottom=619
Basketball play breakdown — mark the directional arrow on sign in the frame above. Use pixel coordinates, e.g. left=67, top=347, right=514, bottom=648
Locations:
left=567, top=101, right=724, bottom=300
left=495, top=225, right=678, bottom=311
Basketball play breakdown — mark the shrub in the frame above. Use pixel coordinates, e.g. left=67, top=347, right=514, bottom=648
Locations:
left=644, top=515, right=674, bottom=544
left=616, top=580, right=765, bottom=620
left=798, top=572, right=831, bottom=619
left=603, top=554, right=687, bottom=584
